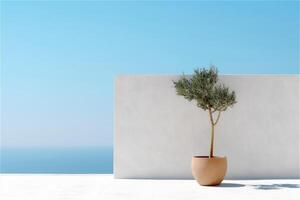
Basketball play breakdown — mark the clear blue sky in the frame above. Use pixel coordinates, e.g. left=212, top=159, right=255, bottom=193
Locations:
left=1, top=1, right=299, bottom=148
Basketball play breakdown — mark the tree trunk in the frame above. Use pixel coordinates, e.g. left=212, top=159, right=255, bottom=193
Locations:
left=209, top=123, right=214, bottom=158
left=208, top=108, right=215, bottom=158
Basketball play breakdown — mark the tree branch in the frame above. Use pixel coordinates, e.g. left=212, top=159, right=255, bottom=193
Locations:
left=208, top=108, right=214, bottom=127
left=213, top=111, right=221, bottom=125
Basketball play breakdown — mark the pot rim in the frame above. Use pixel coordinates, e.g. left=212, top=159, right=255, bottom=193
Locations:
left=192, top=156, right=227, bottom=159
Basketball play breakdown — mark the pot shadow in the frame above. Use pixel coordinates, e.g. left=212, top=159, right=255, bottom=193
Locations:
left=217, top=183, right=245, bottom=188
left=252, top=184, right=300, bottom=190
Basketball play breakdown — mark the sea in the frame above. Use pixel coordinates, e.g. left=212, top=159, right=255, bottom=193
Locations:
left=0, top=146, right=113, bottom=173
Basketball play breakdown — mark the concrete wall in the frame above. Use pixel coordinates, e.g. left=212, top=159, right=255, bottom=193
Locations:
left=114, top=75, right=300, bottom=179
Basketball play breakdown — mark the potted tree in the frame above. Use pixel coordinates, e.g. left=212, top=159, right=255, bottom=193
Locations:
left=173, top=67, right=236, bottom=186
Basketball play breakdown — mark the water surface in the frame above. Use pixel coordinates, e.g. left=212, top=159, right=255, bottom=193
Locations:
left=0, top=146, right=113, bottom=173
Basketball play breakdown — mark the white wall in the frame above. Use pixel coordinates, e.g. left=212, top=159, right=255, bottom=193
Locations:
left=114, top=75, right=300, bottom=179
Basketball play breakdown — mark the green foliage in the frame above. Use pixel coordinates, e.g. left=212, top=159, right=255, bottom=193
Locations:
left=173, top=67, right=236, bottom=112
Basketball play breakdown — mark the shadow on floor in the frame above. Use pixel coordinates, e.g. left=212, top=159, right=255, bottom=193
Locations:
left=252, top=184, right=300, bottom=190
left=217, top=183, right=245, bottom=188
left=211, top=183, right=300, bottom=189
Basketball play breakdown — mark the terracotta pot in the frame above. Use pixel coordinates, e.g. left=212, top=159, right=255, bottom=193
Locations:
left=191, top=156, right=227, bottom=186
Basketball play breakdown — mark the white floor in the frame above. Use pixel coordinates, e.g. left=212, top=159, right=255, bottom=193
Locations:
left=0, top=174, right=299, bottom=200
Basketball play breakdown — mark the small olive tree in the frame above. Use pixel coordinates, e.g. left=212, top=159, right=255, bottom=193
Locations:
left=173, top=67, right=236, bottom=157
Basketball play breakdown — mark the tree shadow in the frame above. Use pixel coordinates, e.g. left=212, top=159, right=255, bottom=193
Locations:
left=252, top=184, right=300, bottom=190
left=208, top=183, right=300, bottom=189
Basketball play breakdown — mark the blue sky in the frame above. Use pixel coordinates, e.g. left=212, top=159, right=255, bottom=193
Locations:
left=1, top=1, right=299, bottom=148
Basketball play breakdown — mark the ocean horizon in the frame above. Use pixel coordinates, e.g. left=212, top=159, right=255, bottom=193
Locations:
left=0, top=146, right=113, bottom=174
